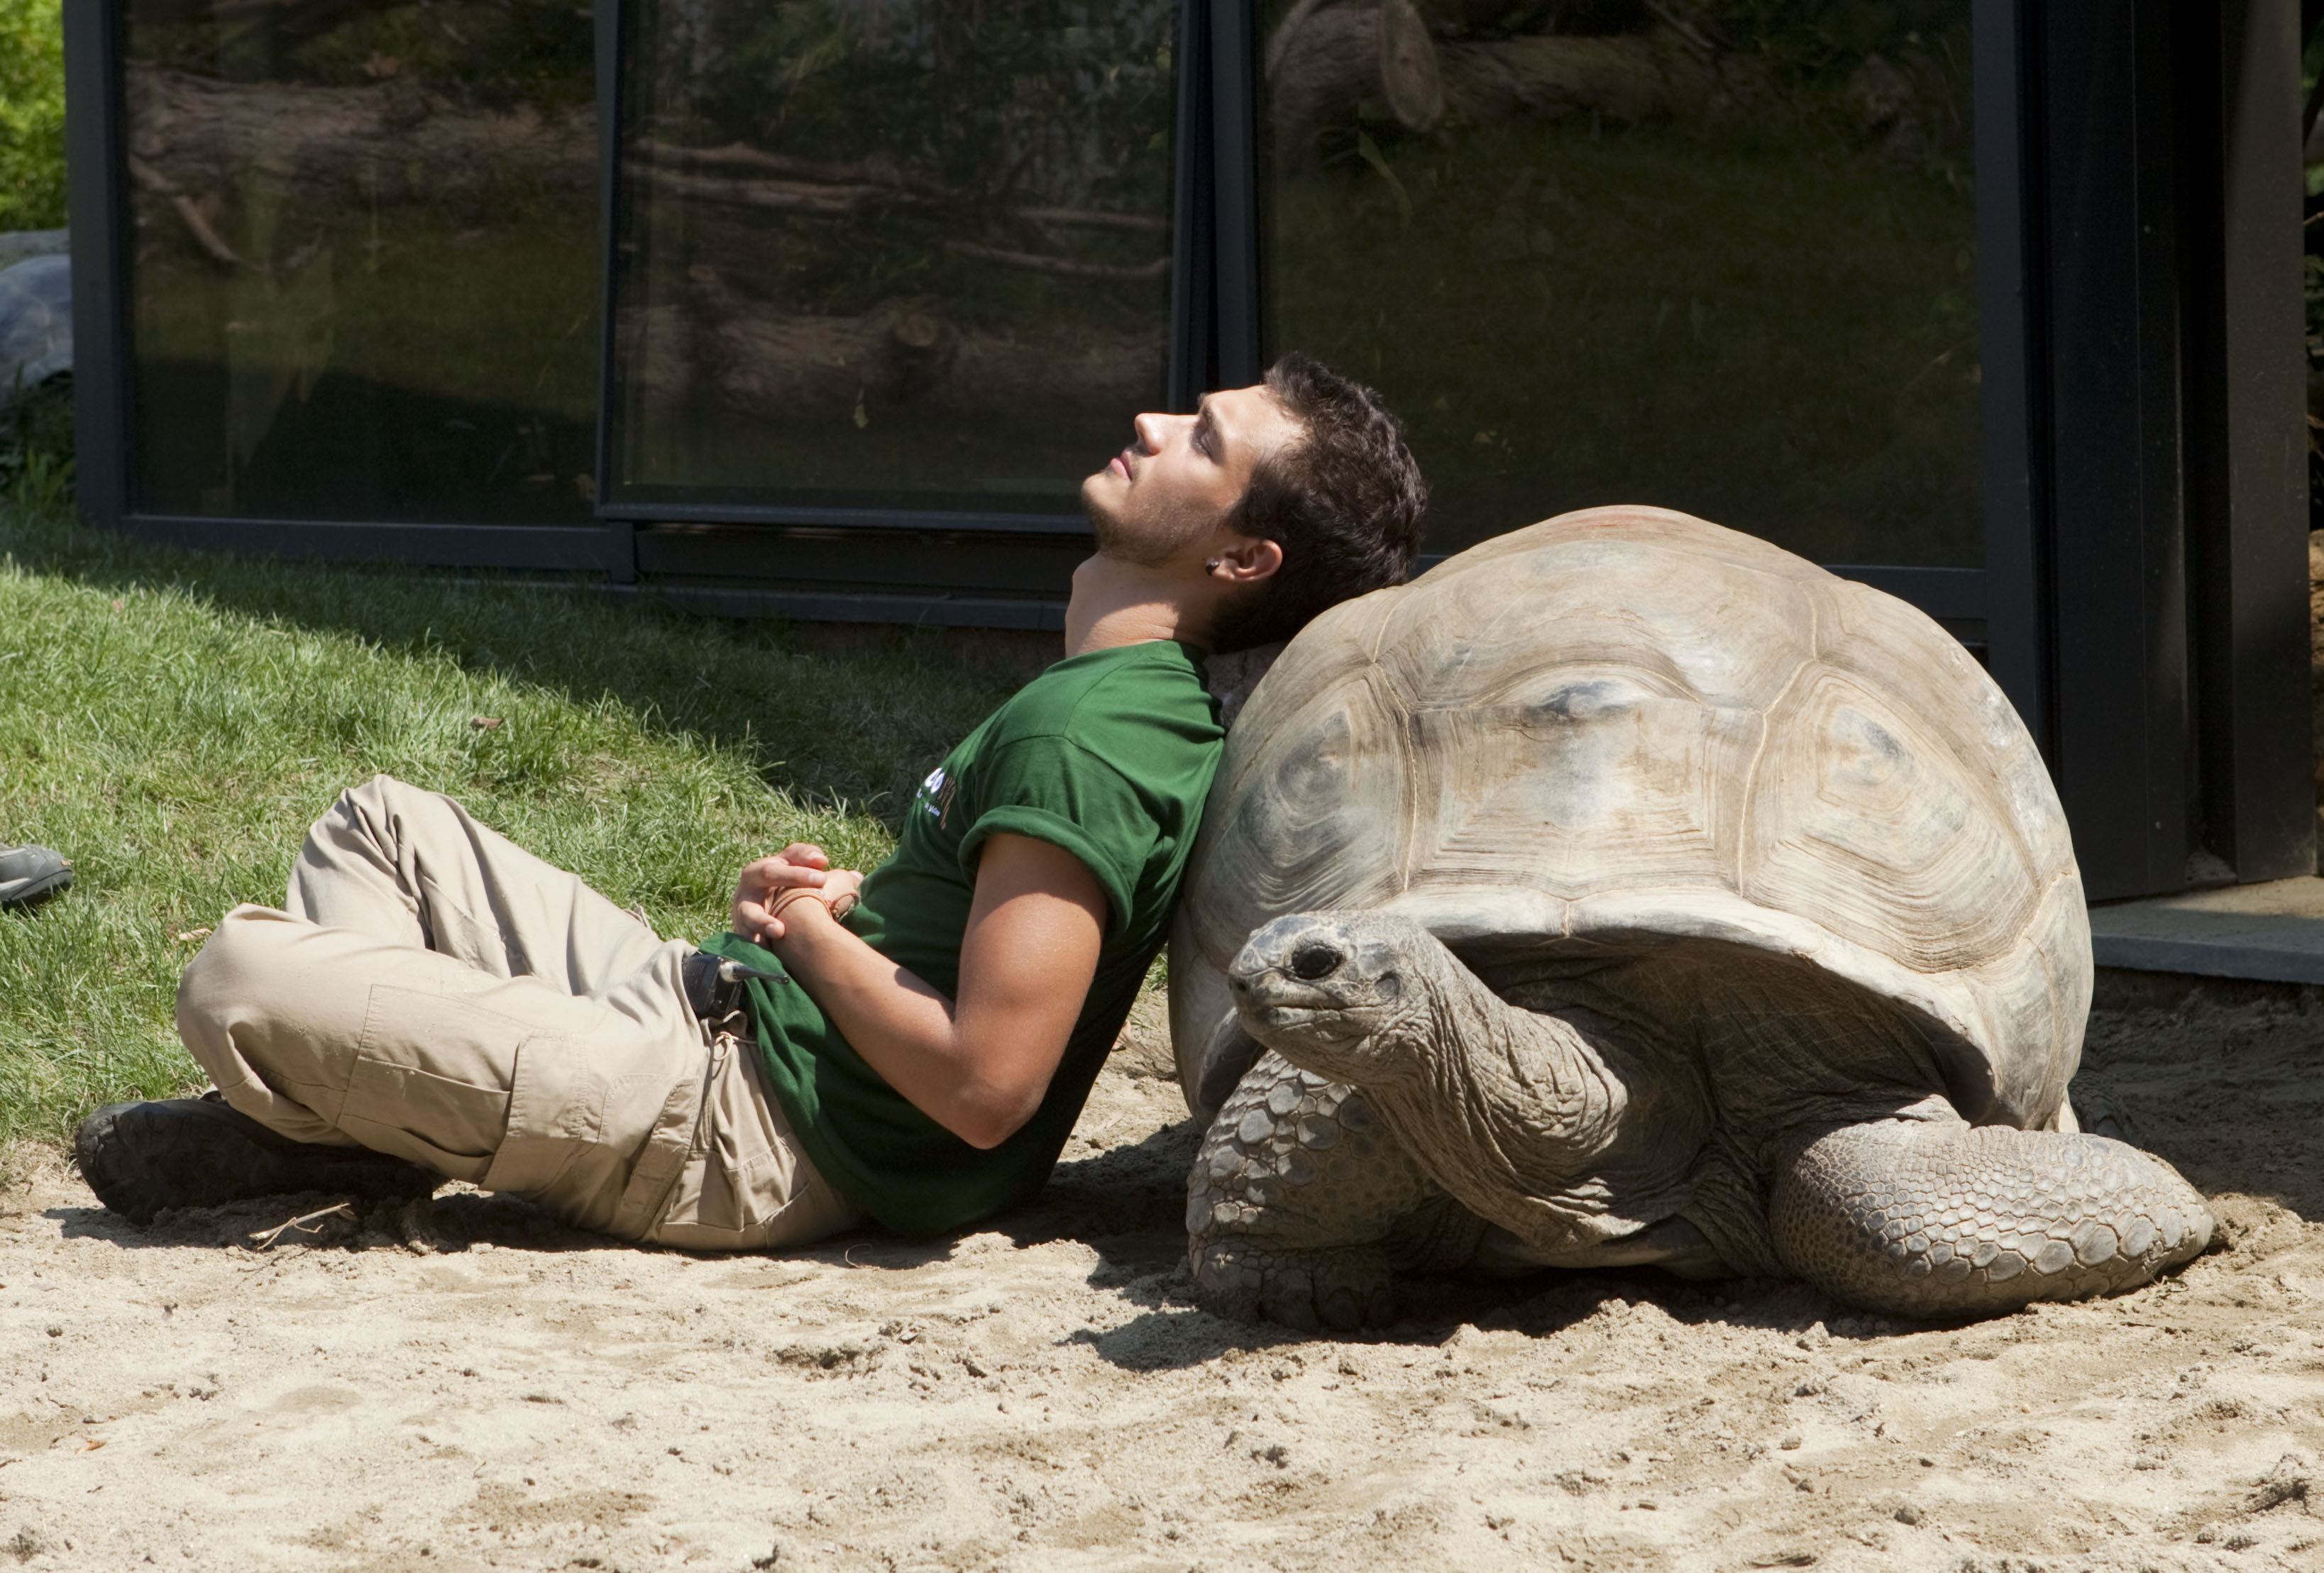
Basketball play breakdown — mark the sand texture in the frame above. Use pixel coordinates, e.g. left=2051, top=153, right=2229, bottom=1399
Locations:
left=1, top=988, right=2320, bottom=1573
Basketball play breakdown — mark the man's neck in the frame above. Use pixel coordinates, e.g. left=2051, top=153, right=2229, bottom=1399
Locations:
left=1063, top=556, right=1207, bottom=658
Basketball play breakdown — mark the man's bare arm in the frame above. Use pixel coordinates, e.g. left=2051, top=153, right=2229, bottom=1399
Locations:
left=752, top=834, right=1106, bottom=1150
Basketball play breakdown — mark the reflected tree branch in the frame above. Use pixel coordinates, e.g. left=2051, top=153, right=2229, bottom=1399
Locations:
left=637, top=140, right=1170, bottom=233
left=941, top=241, right=1169, bottom=281
left=126, top=153, right=247, bottom=268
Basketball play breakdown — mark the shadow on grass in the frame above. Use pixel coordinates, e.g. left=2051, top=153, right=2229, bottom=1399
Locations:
left=1, top=417, right=1037, bottom=830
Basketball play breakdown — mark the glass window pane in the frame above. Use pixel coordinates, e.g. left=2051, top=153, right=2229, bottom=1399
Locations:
left=121, top=1, right=600, bottom=524
left=610, top=0, right=1179, bottom=514
left=1259, top=1, right=1981, bottom=565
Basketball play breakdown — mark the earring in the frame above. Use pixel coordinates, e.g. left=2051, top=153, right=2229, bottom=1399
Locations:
left=1204, top=558, right=1221, bottom=571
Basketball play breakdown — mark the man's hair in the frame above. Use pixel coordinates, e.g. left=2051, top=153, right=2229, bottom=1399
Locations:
left=1208, top=352, right=1428, bottom=654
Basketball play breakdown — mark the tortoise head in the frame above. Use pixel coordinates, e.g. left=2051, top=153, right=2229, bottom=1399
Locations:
left=1226, top=910, right=1459, bottom=1088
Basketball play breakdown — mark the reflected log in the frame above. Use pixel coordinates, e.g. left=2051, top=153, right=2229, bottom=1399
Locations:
left=1437, top=32, right=1768, bottom=123
left=1269, top=4, right=1770, bottom=149
left=1271, top=0, right=1445, bottom=143
left=619, top=271, right=1163, bottom=421
left=125, top=65, right=596, bottom=219
left=132, top=0, right=414, bottom=35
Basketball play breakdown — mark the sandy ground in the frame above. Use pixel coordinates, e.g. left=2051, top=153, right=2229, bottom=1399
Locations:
left=1, top=985, right=2320, bottom=1573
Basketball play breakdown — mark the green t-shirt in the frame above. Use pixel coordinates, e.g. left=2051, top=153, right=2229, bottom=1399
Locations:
left=703, top=639, right=1223, bottom=1238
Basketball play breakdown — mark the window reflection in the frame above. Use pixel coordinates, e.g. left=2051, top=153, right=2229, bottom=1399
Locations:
left=121, top=0, right=600, bottom=523
left=1260, top=0, right=1981, bottom=565
left=609, top=0, right=1179, bottom=513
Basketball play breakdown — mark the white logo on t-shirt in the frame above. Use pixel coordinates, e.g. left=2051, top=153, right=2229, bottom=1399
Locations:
left=918, top=766, right=950, bottom=821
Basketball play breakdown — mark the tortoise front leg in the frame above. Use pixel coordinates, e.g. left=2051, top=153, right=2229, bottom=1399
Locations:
left=1770, top=1118, right=2214, bottom=1318
left=1189, top=1049, right=1482, bottom=1330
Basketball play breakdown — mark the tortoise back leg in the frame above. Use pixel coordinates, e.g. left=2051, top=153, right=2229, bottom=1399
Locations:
left=1189, top=1049, right=1486, bottom=1330
left=1770, top=1118, right=2214, bottom=1318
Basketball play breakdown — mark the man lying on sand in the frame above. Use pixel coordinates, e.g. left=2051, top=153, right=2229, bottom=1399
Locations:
left=75, top=353, right=1428, bottom=1251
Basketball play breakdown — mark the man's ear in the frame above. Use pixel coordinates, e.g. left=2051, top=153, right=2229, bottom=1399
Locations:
left=1206, top=534, right=1283, bottom=585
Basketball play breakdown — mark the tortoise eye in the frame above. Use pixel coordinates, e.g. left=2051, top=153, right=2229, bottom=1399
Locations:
left=1291, top=942, right=1343, bottom=981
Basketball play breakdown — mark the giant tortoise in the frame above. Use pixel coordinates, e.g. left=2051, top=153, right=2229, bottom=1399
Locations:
left=1171, top=507, right=2213, bottom=1327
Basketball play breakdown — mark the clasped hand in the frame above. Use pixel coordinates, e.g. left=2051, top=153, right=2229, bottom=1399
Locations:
left=730, top=843, right=865, bottom=946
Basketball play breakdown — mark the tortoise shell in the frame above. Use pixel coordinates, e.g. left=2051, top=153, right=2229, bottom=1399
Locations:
left=1169, top=507, right=2088, bottom=1128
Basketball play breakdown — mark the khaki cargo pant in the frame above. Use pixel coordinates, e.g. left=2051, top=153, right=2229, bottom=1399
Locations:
left=175, top=775, right=863, bottom=1249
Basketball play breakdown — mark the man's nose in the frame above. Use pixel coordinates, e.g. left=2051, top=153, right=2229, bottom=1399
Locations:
left=1131, top=410, right=1185, bottom=454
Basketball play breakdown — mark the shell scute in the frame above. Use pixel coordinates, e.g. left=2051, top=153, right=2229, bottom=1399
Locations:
left=1372, top=528, right=1820, bottom=717
left=1401, top=677, right=1761, bottom=908
left=1740, top=666, right=2041, bottom=974
left=1195, top=672, right=1409, bottom=928
left=1813, top=579, right=2074, bottom=876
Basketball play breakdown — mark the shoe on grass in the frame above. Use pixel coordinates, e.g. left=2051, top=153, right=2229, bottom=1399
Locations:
left=0, top=844, right=70, bottom=908
left=73, top=1092, right=440, bottom=1225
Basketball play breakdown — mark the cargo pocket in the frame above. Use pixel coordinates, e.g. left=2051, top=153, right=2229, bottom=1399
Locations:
left=478, top=1032, right=606, bottom=1202
left=646, top=1040, right=861, bottom=1251
left=607, top=1069, right=705, bottom=1242
left=339, top=985, right=534, bottom=1182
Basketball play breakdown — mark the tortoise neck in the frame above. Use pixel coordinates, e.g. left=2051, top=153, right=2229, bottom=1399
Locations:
left=1369, top=952, right=1632, bottom=1206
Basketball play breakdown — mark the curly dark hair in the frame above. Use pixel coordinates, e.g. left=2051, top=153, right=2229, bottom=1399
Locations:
left=1206, top=352, right=1429, bottom=654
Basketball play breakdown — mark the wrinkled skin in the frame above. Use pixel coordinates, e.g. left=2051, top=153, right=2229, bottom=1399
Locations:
left=1189, top=912, right=2215, bottom=1327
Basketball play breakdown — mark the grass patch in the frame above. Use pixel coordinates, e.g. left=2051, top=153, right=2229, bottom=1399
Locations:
left=0, top=389, right=1021, bottom=1154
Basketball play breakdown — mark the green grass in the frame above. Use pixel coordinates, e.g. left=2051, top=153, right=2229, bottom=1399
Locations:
left=0, top=0, right=65, bottom=234
left=0, top=391, right=1020, bottom=1156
